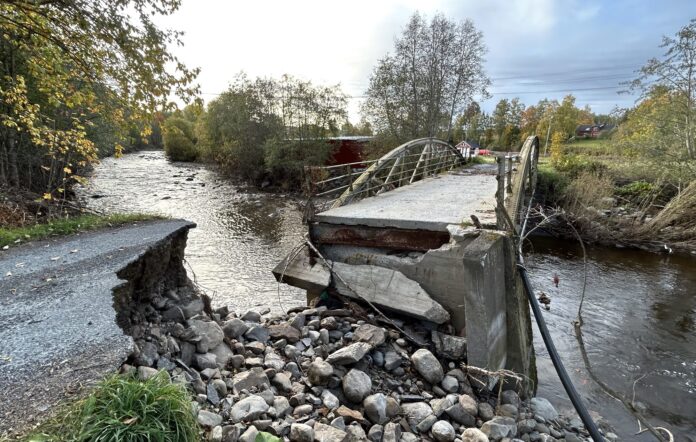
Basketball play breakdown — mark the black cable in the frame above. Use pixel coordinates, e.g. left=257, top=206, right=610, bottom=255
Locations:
left=517, top=260, right=605, bottom=442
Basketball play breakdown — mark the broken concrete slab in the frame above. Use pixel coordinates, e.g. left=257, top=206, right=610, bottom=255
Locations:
left=331, top=262, right=450, bottom=324
left=271, top=245, right=330, bottom=293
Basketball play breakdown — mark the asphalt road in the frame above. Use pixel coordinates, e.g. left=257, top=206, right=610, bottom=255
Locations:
left=0, top=219, right=195, bottom=435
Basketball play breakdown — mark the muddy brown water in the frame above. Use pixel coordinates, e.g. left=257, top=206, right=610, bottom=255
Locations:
left=79, top=149, right=695, bottom=440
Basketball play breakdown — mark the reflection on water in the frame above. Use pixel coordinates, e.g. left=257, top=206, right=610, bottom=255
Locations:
left=79, top=150, right=696, bottom=439
left=78, top=150, right=306, bottom=311
left=526, top=237, right=696, bottom=439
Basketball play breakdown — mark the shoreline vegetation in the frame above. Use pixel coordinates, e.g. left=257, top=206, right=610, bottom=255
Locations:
left=0, top=213, right=162, bottom=249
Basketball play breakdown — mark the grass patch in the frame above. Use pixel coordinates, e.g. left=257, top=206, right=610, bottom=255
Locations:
left=0, top=213, right=162, bottom=248
left=23, top=372, right=198, bottom=442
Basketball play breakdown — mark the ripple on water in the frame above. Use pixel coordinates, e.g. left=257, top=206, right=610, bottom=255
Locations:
left=78, top=149, right=307, bottom=311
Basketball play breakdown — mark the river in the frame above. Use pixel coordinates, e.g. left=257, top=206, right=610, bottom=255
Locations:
left=79, top=150, right=695, bottom=440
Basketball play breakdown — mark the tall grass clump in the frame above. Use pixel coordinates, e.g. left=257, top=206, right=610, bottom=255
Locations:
left=26, top=372, right=198, bottom=442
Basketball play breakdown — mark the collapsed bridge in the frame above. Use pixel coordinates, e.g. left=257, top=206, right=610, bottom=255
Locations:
left=275, top=136, right=540, bottom=391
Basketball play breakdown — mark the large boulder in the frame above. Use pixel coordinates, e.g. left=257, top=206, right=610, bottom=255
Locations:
left=410, top=349, right=444, bottom=384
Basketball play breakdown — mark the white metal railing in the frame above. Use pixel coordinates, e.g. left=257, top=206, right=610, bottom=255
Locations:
left=304, top=138, right=471, bottom=213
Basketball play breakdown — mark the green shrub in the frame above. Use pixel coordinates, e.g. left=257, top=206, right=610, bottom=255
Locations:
left=213, top=140, right=266, bottom=182
left=163, top=118, right=198, bottom=162
left=553, top=154, right=609, bottom=178
left=537, top=163, right=568, bottom=205
left=163, top=126, right=197, bottom=162
left=26, top=372, right=198, bottom=442
left=616, top=180, right=657, bottom=198
left=263, top=138, right=334, bottom=189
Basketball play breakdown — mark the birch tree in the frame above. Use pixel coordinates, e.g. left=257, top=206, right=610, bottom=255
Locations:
left=362, top=12, right=489, bottom=141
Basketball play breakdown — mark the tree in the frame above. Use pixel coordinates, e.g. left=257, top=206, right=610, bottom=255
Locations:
left=198, top=74, right=347, bottom=185
left=629, top=18, right=696, bottom=159
left=0, top=0, right=198, bottom=197
left=362, top=12, right=489, bottom=141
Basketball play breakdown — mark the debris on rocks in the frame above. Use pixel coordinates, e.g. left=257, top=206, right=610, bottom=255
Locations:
left=121, top=286, right=614, bottom=442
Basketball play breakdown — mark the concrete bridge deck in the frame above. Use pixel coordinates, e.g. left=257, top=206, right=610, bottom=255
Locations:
left=314, top=167, right=498, bottom=232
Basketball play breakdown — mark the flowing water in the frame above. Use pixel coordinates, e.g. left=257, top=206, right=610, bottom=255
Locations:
left=79, top=150, right=695, bottom=439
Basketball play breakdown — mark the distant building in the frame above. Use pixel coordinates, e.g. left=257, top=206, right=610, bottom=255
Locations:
left=455, top=140, right=480, bottom=156
left=575, top=123, right=616, bottom=139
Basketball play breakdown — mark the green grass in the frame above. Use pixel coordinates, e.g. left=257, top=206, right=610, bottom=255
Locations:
left=562, top=138, right=614, bottom=157
left=23, top=372, right=199, bottom=442
left=0, top=213, right=162, bottom=248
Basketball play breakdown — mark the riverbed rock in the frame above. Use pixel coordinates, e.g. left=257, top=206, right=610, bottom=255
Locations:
left=197, top=409, right=223, bottom=428
left=230, top=395, right=269, bottom=423
left=289, top=423, right=313, bottom=442
left=481, top=416, right=517, bottom=440
left=188, top=318, right=224, bottom=353
left=431, top=331, right=467, bottom=360
left=363, top=393, right=391, bottom=424
left=244, top=325, right=270, bottom=343
left=411, top=349, right=444, bottom=384
left=530, top=397, right=558, bottom=421
left=231, top=367, right=270, bottom=393
left=461, top=428, right=488, bottom=442
left=352, top=324, right=386, bottom=346
left=325, top=342, right=372, bottom=365
left=268, top=323, right=301, bottom=343
left=307, top=360, right=333, bottom=386
left=401, top=401, right=433, bottom=428
left=342, top=368, right=372, bottom=403
left=313, top=422, right=347, bottom=441
left=222, top=318, right=248, bottom=338
left=431, top=420, right=456, bottom=441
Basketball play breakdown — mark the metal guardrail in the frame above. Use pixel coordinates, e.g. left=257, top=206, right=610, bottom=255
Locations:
left=304, top=138, right=471, bottom=213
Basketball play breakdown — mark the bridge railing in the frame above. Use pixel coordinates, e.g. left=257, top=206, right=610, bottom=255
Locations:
left=495, top=135, right=539, bottom=231
left=304, top=138, right=470, bottom=213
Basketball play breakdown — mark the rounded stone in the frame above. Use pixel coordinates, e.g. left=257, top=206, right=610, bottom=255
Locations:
left=461, top=428, right=488, bottom=442
left=431, top=420, right=456, bottom=442
left=410, top=349, right=444, bottom=384
left=307, top=360, right=333, bottom=386
left=342, top=369, right=372, bottom=403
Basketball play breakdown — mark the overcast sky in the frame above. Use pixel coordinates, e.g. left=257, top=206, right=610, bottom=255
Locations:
left=158, top=0, right=696, bottom=121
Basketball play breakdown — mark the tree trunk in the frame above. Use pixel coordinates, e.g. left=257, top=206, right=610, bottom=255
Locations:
left=7, top=130, right=19, bottom=187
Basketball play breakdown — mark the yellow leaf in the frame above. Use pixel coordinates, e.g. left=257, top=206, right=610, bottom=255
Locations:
left=63, top=167, right=72, bottom=174
left=42, top=193, right=52, bottom=201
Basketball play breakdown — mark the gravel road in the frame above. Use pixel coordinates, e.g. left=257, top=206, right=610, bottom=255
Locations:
left=0, top=219, right=194, bottom=434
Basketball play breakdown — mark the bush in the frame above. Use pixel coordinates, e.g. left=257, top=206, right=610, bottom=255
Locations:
left=163, top=118, right=198, bottom=162
left=213, top=140, right=266, bottom=182
left=163, top=126, right=197, bottom=162
left=26, top=372, right=198, bottom=442
left=537, top=163, right=568, bottom=205
left=263, top=138, right=334, bottom=189
left=553, top=154, right=609, bottom=179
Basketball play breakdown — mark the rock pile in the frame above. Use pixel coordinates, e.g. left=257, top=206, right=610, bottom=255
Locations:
left=122, top=289, right=617, bottom=442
